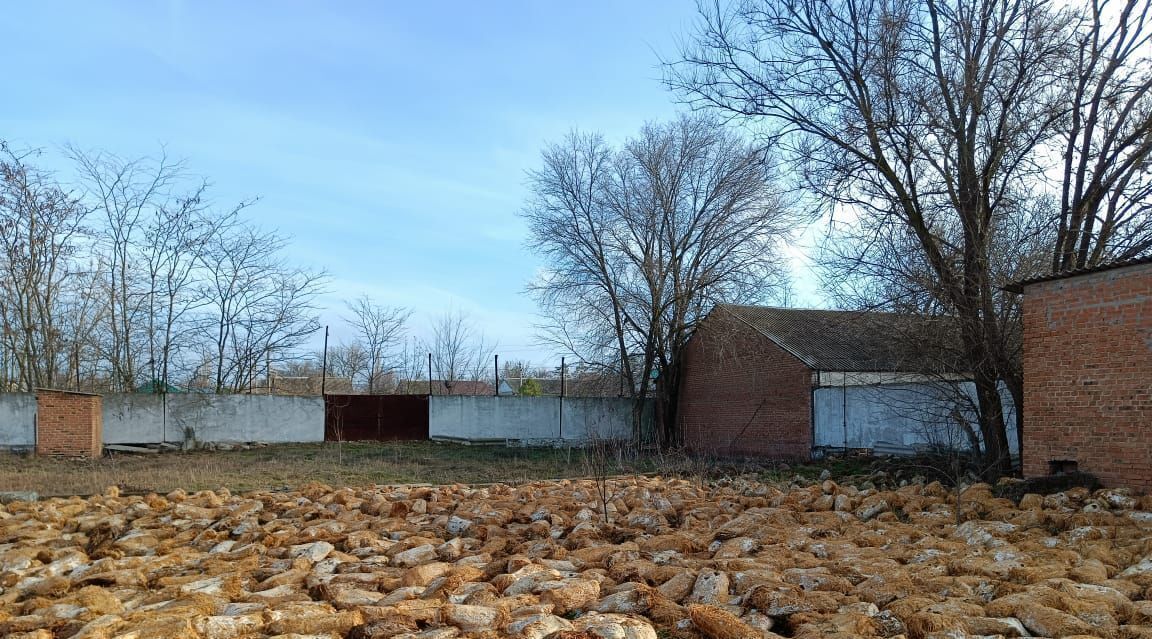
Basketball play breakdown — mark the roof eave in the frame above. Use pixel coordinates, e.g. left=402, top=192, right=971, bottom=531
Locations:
left=1004, top=255, right=1152, bottom=292
left=718, top=304, right=819, bottom=369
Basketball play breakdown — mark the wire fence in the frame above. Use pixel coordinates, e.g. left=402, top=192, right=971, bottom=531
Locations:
left=15, top=353, right=636, bottom=398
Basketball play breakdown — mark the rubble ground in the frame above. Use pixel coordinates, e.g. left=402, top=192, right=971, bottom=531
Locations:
left=3, top=474, right=1152, bottom=639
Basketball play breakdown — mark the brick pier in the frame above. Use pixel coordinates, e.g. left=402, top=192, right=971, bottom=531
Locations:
left=35, top=389, right=103, bottom=458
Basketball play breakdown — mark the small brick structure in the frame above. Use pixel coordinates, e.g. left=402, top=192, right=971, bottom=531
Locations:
left=35, top=389, right=104, bottom=458
left=1014, top=257, right=1152, bottom=490
left=679, top=308, right=813, bottom=459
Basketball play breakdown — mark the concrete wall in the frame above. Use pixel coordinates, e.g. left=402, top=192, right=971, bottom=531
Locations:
left=814, top=382, right=1018, bottom=455
left=1022, top=261, right=1152, bottom=490
left=429, top=396, right=644, bottom=443
left=0, top=392, right=643, bottom=448
left=679, top=308, right=813, bottom=460
left=102, top=394, right=324, bottom=444
left=0, top=393, right=36, bottom=448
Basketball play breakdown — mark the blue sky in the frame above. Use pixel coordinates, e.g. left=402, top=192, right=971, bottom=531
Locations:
left=1, top=1, right=821, bottom=363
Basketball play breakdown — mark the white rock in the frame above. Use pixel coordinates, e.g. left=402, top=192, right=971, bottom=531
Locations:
left=379, top=585, right=425, bottom=605
left=1118, top=554, right=1152, bottom=579
left=393, top=544, right=439, bottom=568
left=68, top=614, right=123, bottom=639
left=40, top=551, right=87, bottom=577
left=953, top=521, right=1015, bottom=548
left=441, top=603, right=502, bottom=632
left=437, top=538, right=464, bottom=561
left=196, top=613, right=264, bottom=639
left=44, top=603, right=87, bottom=620
left=178, top=575, right=234, bottom=596
left=312, top=557, right=343, bottom=575
left=838, top=602, right=879, bottom=616
left=593, top=588, right=651, bottom=614
left=575, top=612, right=659, bottom=639
left=247, top=584, right=299, bottom=599
left=446, top=515, right=473, bottom=536
left=992, top=617, right=1029, bottom=637
left=856, top=499, right=889, bottom=522
left=221, top=603, right=267, bottom=616
left=506, top=614, right=574, bottom=639
left=742, top=611, right=775, bottom=633
left=288, top=541, right=334, bottom=563
left=403, top=629, right=460, bottom=639
left=687, top=569, right=729, bottom=604
left=502, top=566, right=562, bottom=596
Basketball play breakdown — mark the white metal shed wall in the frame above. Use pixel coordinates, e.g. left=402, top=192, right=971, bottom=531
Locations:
left=812, top=381, right=1018, bottom=454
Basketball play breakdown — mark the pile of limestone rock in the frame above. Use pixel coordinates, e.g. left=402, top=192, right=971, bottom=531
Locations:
left=3, top=475, right=1152, bottom=639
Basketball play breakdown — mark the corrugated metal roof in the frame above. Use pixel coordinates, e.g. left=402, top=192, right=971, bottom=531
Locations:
left=718, top=304, right=959, bottom=373
left=1005, top=255, right=1152, bottom=292
left=397, top=380, right=496, bottom=396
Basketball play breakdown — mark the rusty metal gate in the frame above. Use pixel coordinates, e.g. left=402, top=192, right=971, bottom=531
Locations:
left=324, top=394, right=429, bottom=441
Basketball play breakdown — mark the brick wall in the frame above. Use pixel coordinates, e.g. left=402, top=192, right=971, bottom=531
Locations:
left=678, top=308, right=812, bottom=460
left=36, top=389, right=103, bottom=458
left=1022, top=262, right=1152, bottom=490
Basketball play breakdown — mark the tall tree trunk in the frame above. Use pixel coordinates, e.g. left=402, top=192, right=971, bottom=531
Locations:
left=656, top=359, right=682, bottom=449
left=973, top=368, right=1012, bottom=479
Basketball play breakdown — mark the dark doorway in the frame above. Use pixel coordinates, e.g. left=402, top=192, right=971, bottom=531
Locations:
left=324, top=394, right=429, bottom=441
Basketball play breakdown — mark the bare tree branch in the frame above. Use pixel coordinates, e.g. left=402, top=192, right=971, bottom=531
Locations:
left=524, top=113, right=798, bottom=444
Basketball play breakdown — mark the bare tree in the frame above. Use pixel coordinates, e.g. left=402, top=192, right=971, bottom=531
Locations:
left=140, top=187, right=246, bottom=393
left=1054, top=0, right=1152, bottom=270
left=0, top=142, right=332, bottom=394
left=56, top=266, right=106, bottom=391
left=344, top=295, right=410, bottom=393
left=0, top=144, right=90, bottom=390
left=71, top=147, right=185, bottom=390
left=426, top=309, right=495, bottom=393
left=818, top=193, right=1055, bottom=457
left=324, top=343, right=369, bottom=393
left=523, top=113, right=796, bottom=444
left=667, top=0, right=1152, bottom=476
left=395, top=337, right=428, bottom=393
left=199, top=224, right=327, bottom=392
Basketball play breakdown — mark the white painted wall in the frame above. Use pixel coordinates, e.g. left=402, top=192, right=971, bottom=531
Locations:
left=0, top=393, right=36, bottom=448
left=0, top=393, right=640, bottom=447
left=429, top=396, right=644, bottom=442
left=102, top=394, right=324, bottom=443
left=813, top=381, right=1019, bottom=454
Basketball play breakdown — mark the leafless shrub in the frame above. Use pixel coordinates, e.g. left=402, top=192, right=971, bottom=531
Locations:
left=580, top=431, right=641, bottom=523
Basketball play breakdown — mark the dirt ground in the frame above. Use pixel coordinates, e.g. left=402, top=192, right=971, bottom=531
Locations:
left=0, top=439, right=1035, bottom=499
left=0, top=442, right=654, bottom=497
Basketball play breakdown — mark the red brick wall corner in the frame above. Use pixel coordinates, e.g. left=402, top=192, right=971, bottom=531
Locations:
left=1021, top=262, right=1152, bottom=491
left=678, top=309, right=812, bottom=461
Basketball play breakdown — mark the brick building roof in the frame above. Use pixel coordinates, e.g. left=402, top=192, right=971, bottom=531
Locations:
left=1005, top=255, right=1152, bottom=292
left=396, top=380, right=495, bottom=395
left=717, top=304, right=959, bottom=373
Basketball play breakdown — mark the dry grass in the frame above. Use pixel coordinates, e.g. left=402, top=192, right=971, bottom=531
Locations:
left=1, top=441, right=663, bottom=497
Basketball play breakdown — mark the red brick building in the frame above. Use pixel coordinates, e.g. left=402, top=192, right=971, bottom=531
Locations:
left=35, top=389, right=103, bottom=458
left=1013, top=257, right=1152, bottom=490
left=678, top=305, right=977, bottom=460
